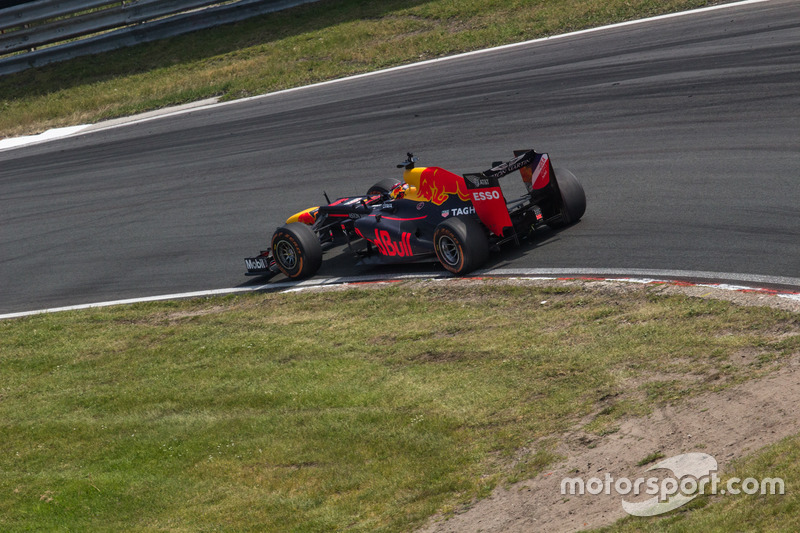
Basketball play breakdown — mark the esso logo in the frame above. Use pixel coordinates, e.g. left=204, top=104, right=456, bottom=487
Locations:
left=472, top=190, right=501, bottom=201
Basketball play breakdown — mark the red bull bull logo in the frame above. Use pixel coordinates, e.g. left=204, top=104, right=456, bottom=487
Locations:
left=417, top=167, right=470, bottom=205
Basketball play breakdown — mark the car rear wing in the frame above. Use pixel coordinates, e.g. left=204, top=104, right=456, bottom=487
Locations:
left=465, top=148, right=553, bottom=191
left=480, top=149, right=538, bottom=179
left=462, top=148, right=553, bottom=237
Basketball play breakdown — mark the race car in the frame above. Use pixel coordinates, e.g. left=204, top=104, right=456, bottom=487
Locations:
left=244, top=148, right=585, bottom=279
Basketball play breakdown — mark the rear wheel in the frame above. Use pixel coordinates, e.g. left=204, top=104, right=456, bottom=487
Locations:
left=271, top=223, right=323, bottom=279
left=366, top=178, right=401, bottom=197
left=434, top=216, right=489, bottom=275
left=553, top=168, right=586, bottom=226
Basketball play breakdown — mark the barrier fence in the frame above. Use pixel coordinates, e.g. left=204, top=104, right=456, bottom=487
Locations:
left=0, top=0, right=319, bottom=75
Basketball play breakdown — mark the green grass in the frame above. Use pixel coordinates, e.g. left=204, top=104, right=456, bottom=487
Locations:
left=637, top=451, right=666, bottom=467
left=0, top=0, right=731, bottom=138
left=1, top=281, right=797, bottom=531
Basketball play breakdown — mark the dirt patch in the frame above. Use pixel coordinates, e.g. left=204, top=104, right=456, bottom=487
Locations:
left=165, top=305, right=228, bottom=321
left=411, top=277, right=799, bottom=532
left=419, top=362, right=800, bottom=532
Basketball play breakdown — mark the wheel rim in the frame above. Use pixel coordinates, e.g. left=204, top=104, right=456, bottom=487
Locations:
left=274, top=239, right=297, bottom=269
left=438, top=235, right=460, bottom=266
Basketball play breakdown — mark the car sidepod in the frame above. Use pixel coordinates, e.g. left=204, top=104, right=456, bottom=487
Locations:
left=352, top=199, right=435, bottom=262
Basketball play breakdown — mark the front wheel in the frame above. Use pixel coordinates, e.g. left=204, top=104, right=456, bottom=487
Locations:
left=434, top=216, right=490, bottom=276
left=271, top=222, right=323, bottom=280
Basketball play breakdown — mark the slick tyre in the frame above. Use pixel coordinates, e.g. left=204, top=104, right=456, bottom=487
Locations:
left=271, top=223, right=323, bottom=280
left=367, top=178, right=401, bottom=196
left=434, top=216, right=490, bottom=276
left=553, top=168, right=586, bottom=226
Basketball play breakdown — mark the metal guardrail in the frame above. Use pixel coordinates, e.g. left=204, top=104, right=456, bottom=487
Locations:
left=0, top=0, right=228, bottom=55
left=2, top=0, right=124, bottom=30
left=0, top=0, right=320, bottom=76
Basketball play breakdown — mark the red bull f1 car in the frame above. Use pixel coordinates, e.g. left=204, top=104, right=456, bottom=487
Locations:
left=244, top=148, right=585, bottom=279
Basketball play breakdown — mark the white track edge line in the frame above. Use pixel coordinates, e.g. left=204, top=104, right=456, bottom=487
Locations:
left=0, top=0, right=770, bottom=151
left=2, top=266, right=797, bottom=320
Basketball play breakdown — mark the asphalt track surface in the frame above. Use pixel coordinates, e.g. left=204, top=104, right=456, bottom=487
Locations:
left=1, top=0, right=798, bottom=314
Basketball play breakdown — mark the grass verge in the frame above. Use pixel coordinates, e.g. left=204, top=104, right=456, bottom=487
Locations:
left=1, top=280, right=798, bottom=531
left=1, top=0, right=731, bottom=138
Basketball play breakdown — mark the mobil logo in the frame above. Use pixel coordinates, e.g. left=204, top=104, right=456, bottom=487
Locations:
left=417, top=167, right=470, bottom=205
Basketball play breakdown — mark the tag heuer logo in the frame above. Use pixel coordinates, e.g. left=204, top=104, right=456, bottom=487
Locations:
left=441, top=210, right=450, bottom=217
